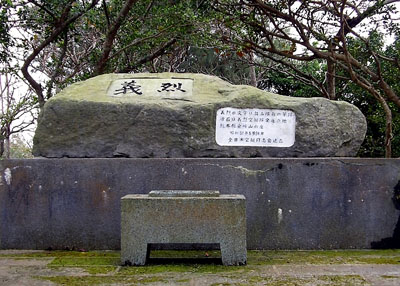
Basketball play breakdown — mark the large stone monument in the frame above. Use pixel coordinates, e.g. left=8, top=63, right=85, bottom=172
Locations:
left=33, top=73, right=366, bottom=158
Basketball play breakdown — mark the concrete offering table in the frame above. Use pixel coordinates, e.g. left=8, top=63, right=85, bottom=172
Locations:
left=121, top=190, right=247, bottom=266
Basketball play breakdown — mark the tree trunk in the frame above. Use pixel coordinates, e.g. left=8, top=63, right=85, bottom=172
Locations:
left=249, top=53, right=257, bottom=87
left=0, top=139, right=4, bottom=158
left=382, top=102, right=393, bottom=158
left=326, top=59, right=336, bottom=100
left=249, top=65, right=257, bottom=87
left=4, top=137, right=10, bottom=159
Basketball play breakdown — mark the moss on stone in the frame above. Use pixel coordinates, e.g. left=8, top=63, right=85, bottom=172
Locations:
left=3, top=249, right=400, bottom=266
left=49, top=256, right=120, bottom=267
left=150, top=250, right=221, bottom=258
left=248, top=250, right=400, bottom=265
left=6, top=249, right=400, bottom=286
left=117, top=263, right=244, bottom=275
left=381, top=275, right=400, bottom=279
left=38, top=275, right=167, bottom=285
left=17, top=249, right=400, bottom=285
left=241, top=275, right=367, bottom=286
left=0, top=250, right=119, bottom=258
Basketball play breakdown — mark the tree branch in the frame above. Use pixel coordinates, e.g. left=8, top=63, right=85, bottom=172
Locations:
left=118, top=38, right=177, bottom=73
left=21, top=0, right=100, bottom=108
left=95, top=0, right=139, bottom=75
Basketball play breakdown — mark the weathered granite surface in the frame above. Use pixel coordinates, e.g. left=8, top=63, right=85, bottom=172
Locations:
left=121, top=191, right=247, bottom=266
left=33, top=73, right=367, bottom=158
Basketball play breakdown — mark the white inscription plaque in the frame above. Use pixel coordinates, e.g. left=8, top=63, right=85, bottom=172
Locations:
left=215, top=107, right=296, bottom=147
left=108, top=78, right=193, bottom=98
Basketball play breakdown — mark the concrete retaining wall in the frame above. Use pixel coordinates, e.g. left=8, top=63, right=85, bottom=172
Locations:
left=1, top=158, right=399, bottom=250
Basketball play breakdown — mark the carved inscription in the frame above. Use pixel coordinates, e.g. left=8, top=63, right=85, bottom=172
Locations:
left=108, top=78, right=193, bottom=98
left=215, top=107, right=296, bottom=147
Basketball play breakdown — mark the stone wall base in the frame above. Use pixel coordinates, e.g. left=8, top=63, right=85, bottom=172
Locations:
left=1, top=158, right=399, bottom=250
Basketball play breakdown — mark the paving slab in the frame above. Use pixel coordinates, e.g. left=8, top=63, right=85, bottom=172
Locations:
left=0, top=250, right=399, bottom=285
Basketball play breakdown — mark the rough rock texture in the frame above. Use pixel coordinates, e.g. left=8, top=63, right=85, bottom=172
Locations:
left=33, top=73, right=367, bottom=157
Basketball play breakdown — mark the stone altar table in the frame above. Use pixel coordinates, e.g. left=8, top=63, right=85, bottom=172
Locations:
left=121, top=190, right=247, bottom=266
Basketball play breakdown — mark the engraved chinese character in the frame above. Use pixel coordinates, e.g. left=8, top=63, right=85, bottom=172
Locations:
left=157, top=82, right=186, bottom=92
left=114, top=80, right=142, bottom=95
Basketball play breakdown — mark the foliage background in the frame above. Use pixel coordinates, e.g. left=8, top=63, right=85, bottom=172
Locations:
left=1, top=0, right=400, bottom=158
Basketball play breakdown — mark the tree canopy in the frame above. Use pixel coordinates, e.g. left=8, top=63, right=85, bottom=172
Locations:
left=1, top=0, right=400, bottom=157
left=210, top=0, right=400, bottom=157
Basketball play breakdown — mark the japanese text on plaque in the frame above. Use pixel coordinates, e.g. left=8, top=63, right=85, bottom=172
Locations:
left=215, top=107, right=296, bottom=147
